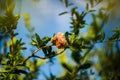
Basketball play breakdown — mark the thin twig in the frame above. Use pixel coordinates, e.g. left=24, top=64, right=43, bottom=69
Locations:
left=10, top=36, right=14, bottom=54
left=97, top=40, right=120, bottom=43
left=32, top=48, right=66, bottom=59
left=22, top=44, right=54, bottom=64
left=71, top=45, right=94, bottom=79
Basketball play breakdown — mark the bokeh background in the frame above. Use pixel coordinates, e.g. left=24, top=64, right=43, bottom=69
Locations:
left=0, top=0, right=120, bottom=80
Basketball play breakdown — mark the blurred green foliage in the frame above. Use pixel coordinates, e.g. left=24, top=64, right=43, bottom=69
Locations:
left=0, top=0, right=120, bottom=80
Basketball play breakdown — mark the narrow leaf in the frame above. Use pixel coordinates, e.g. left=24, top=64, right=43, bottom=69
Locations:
left=31, top=39, right=37, bottom=46
left=42, top=48, right=47, bottom=55
left=86, top=3, right=89, bottom=11
left=61, top=63, right=72, bottom=73
left=88, top=10, right=96, bottom=13
left=64, top=0, right=68, bottom=7
left=71, top=6, right=78, bottom=16
left=59, top=11, right=68, bottom=16
left=68, top=3, right=74, bottom=6
left=35, top=33, right=44, bottom=47
left=79, top=62, right=92, bottom=69
left=21, top=47, right=27, bottom=50
left=35, top=33, right=41, bottom=43
left=90, top=0, right=94, bottom=7
left=47, top=46, right=52, bottom=53
left=100, top=30, right=105, bottom=42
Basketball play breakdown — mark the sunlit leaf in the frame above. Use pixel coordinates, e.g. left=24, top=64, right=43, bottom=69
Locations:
left=6, top=1, right=15, bottom=15
left=59, top=50, right=67, bottom=63
left=31, top=39, right=37, bottom=46
left=88, top=10, right=96, bottom=13
left=23, top=13, right=31, bottom=28
left=36, top=60, right=47, bottom=67
left=88, top=26, right=97, bottom=39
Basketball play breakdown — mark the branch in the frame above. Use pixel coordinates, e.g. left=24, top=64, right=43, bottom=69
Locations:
left=71, top=45, right=94, bottom=79
left=99, top=40, right=120, bottom=43
left=32, top=48, right=66, bottom=59
left=22, top=44, right=53, bottom=64
left=71, top=39, right=120, bottom=79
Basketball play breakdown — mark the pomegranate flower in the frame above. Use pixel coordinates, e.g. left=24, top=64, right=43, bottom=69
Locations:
left=51, top=32, right=67, bottom=48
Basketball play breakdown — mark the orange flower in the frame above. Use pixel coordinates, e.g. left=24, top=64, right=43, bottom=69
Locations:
left=51, top=32, right=67, bottom=48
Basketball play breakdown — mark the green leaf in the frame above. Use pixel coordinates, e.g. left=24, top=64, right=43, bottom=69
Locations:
left=51, top=51, right=56, bottom=56
left=23, top=13, right=31, bottom=27
left=21, top=47, right=27, bottom=50
left=31, top=39, right=37, bottom=46
left=35, top=33, right=44, bottom=47
left=59, top=11, right=68, bottom=16
left=90, top=0, right=94, bottom=7
left=42, top=48, right=47, bottom=55
left=75, top=11, right=80, bottom=20
left=64, top=0, right=68, bottom=7
left=65, top=32, right=70, bottom=44
left=42, top=36, right=50, bottom=44
left=13, top=69, right=27, bottom=74
left=100, top=30, right=105, bottom=42
left=88, top=25, right=98, bottom=39
left=70, top=33, right=76, bottom=44
left=15, top=14, right=20, bottom=20
left=6, top=2, right=15, bottom=15
left=109, top=27, right=120, bottom=40
left=68, top=3, right=74, bottom=6
left=71, top=6, right=78, bottom=16
left=109, top=32, right=119, bottom=40
left=13, top=33, right=18, bottom=37
left=79, top=23, right=85, bottom=28
left=61, top=63, right=73, bottom=73
left=79, top=62, right=93, bottom=69
left=10, top=74, right=14, bottom=79
left=47, top=46, right=52, bottom=53
left=65, top=32, right=69, bottom=39
left=42, top=46, right=52, bottom=56
left=88, top=10, right=96, bottom=13
left=86, top=3, right=89, bottom=11
left=20, top=42, right=25, bottom=46
left=71, top=50, right=81, bottom=63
